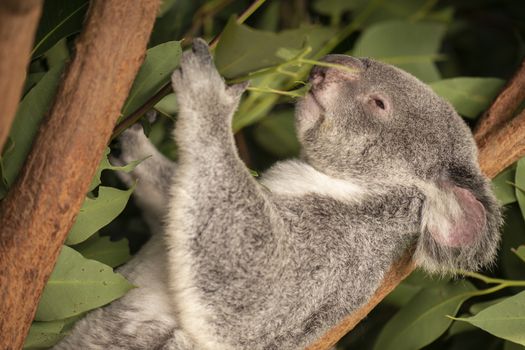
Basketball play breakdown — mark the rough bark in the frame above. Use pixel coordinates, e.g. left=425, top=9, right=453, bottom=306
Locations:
left=0, top=0, right=43, bottom=152
left=306, top=61, right=525, bottom=350
left=0, top=1, right=160, bottom=349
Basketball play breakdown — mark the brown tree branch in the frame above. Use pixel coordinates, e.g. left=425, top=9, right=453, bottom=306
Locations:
left=0, top=1, right=160, bottom=348
left=478, top=107, right=525, bottom=179
left=474, top=58, right=525, bottom=149
left=0, top=0, right=43, bottom=152
left=306, top=61, right=525, bottom=350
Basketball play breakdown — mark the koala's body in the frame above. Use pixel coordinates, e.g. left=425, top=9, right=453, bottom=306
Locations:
left=54, top=39, right=501, bottom=350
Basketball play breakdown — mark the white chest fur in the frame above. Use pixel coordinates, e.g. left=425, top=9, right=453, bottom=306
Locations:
left=259, top=160, right=366, bottom=202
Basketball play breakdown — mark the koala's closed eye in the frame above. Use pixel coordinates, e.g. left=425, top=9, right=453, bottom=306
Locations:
left=365, top=94, right=390, bottom=116
left=373, top=98, right=385, bottom=109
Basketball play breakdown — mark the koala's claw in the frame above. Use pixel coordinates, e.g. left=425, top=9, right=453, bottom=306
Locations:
left=171, top=38, right=248, bottom=108
left=191, top=38, right=213, bottom=64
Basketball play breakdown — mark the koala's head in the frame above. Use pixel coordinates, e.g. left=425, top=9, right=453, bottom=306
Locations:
left=295, top=55, right=502, bottom=273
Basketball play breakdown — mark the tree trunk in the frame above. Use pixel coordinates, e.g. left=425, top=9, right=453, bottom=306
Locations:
left=0, top=0, right=43, bottom=152
left=0, top=1, right=160, bottom=348
left=306, top=58, right=525, bottom=350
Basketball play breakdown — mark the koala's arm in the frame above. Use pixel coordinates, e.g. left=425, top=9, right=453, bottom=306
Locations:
left=112, top=125, right=176, bottom=231
left=168, top=40, right=266, bottom=232
left=166, top=40, right=282, bottom=348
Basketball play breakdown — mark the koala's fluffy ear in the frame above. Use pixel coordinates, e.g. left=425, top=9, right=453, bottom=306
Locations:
left=414, top=168, right=502, bottom=274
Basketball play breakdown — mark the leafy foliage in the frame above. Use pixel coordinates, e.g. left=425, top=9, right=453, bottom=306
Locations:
left=1, top=0, right=523, bottom=349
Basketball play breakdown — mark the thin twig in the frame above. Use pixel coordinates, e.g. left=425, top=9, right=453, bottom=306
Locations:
left=111, top=83, right=171, bottom=140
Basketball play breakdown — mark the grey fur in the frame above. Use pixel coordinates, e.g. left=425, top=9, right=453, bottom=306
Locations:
left=54, top=39, right=501, bottom=349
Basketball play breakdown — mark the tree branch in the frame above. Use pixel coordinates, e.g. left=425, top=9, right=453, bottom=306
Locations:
left=0, top=1, right=160, bottom=348
left=306, top=60, right=525, bottom=350
left=0, top=0, right=43, bottom=152
left=474, top=58, right=525, bottom=149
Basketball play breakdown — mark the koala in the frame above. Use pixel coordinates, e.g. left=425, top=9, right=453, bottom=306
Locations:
left=53, top=39, right=501, bottom=349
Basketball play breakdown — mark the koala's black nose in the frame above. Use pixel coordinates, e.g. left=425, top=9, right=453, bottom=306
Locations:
left=309, top=55, right=363, bottom=88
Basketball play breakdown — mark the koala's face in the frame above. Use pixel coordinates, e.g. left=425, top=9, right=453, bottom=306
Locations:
left=296, top=56, right=502, bottom=273
left=295, top=55, right=475, bottom=181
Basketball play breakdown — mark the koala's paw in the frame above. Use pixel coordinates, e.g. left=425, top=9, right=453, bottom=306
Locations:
left=171, top=38, right=248, bottom=111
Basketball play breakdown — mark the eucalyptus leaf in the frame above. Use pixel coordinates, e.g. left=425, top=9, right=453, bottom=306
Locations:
left=75, top=235, right=131, bottom=268
left=122, top=41, right=182, bottom=117
left=254, top=1, right=280, bottom=31
left=513, top=246, right=525, bottom=263
left=356, top=0, right=454, bottom=26
left=89, top=147, right=143, bottom=192
left=312, top=0, right=361, bottom=25
left=470, top=297, right=509, bottom=315
left=23, top=320, right=65, bottom=349
left=155, top=93, right=178, bottom=118
left=66, top=186, right=134, bottom=245
left=35, top=246, right=132, bottom=321
left=353, top=20, right=446, bottom=82
left=430, top=78, right=504, bottom=118
left=382, top=282, right=421, bottom=308
left=215, top=17, right=336, bottom=79
left=492, top=165, right=517, bottom=205
left=32, top=0, right=88, bottom=58
left=453, top=291, right=525, bottom=345
left=501, top=204, right=525, bottom=281
left=446, top=316, right=477, bottom=337
left=373, top=281, right=477, bottom=350
left=505, top=341, right=525, bottom=350
left=23, top=72, right=46, bottom=96
left=515, top=158, right=525, bottom=220
left=2, top=63, right=65, bottom=187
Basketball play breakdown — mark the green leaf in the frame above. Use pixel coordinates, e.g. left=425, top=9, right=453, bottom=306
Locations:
left=66, top=186, right=134, bottom=245
left=447, top=316, right=477, bottom=337
left=23, top=320, right=65, bottom=349
left=215, top=17, right=336, bottom=79
left=515, top=158, right=525, bottom=220
left=469, top=297, right=509, bottom=315
left=32, top=0, right=88, bottom=58
left=492, top=165, right=517, bottom=205
left=312, top=0, right=361, bottom=25
left=225, top=21, right=335, bottom=131
left=453, top=291, right=525, bottom=346
left=384, top=269, right=450, bottom=307
left=383, top=282, right=421, bottom=308
left=121, top=41, right=182, bottom=117
left=35, top=246, right=132, bottom=321
left=23, top=72, right=46, bottom=96
left=513, top=246, right=525, bottom=263
left=75, top=235, right=131, bottom=268
left=312, top=0, right=360, bottom=17
left=252, top=110, right=300, bottom=158
left=356, top=0, right=454, bottom=26
left=353, top=20, right=447, bottom=82
left=1, top=63, right=65, bottom=187
left=501, top=204, right=525, bottom=280
left=430, top=78, right=504, bottom=118
left=89, top=147, right=143, bottom=192
left=374, top=281, right=477, bottom=350
left=154, top=93, right=178, bottom=119
left=505, top=341, right=525, bottom=350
